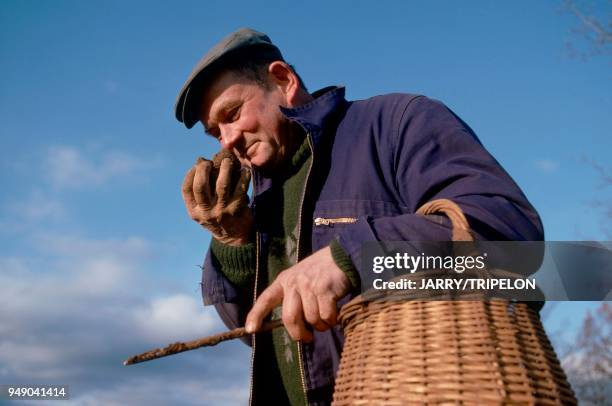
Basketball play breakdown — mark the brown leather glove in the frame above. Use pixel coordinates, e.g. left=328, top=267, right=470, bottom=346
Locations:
left=181, top=150, right=253, bottom=246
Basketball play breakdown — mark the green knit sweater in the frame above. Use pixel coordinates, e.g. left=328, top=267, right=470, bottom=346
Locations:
left=210, top=136, right=359, bottom=405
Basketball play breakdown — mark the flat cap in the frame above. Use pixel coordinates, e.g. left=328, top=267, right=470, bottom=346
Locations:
left=174, top=28, right=284, bottom=129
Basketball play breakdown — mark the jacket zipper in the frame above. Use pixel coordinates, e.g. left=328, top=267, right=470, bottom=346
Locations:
left=313, top=217, right=357, bottom=226
left=294, top=133, right=314, bottom=406
left=248, top=173, right=259, bottom=406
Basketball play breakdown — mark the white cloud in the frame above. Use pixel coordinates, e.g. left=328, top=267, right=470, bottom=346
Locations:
left=133, top=294, right=221, bottom=344
left=73, top=256, right=135, bottom=295
left=27, top=234, right=152, bottom=297
left=44, top=146, right=161, bottom=189
left=0, top=341, right=65, bottom=379
left=535, top=159, right=560, bottom=173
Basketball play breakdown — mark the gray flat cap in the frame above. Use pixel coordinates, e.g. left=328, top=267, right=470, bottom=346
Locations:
left=174, top=28, right=284, bottom=129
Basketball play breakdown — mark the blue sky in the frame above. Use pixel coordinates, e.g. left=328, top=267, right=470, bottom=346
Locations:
left=0, top=1, right=610, bottom=404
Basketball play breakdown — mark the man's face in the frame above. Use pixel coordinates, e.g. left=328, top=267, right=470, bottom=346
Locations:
left=199, top=70, right=294, bottom=172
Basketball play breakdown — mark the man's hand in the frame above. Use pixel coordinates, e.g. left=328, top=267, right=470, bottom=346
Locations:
left=182, top=156, right=253, bottom=246
left=245, top=246, right=351, bottom=342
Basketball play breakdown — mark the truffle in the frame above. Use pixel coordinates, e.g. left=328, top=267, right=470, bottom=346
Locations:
left=210, top=149, right=241, bottom=191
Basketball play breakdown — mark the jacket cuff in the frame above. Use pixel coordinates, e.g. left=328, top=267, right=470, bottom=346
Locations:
left=210, top=238, right=256, bottom=288
left=329, top=239, right=360, bottom=292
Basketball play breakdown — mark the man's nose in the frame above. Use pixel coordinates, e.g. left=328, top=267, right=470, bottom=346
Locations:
left=219, top=124, right=242, bottom=150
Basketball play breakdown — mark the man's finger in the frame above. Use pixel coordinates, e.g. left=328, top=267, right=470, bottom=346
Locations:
left=216, top=158, right=233, bottom=206
left=181, top=166, right=197, bottom=211
left=193, top=160, right=213, bottom=208
left=302, top=290, right=329, bottom=332
left=282, top=288, right=313, bottom=342
left=317, top=294, right=338, bottom=327
left=245, top=281, right=284, bottom=333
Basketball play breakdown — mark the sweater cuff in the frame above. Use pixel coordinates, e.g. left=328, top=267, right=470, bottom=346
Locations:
left=329, top=239, right=360, bottom=292
left=210, top=238, right=256, bottom=288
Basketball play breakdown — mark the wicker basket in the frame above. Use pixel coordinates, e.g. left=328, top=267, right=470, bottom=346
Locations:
left=332, top=199, right=577, bottom=405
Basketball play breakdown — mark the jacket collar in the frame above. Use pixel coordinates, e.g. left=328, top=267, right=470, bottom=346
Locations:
left=279, top=86, right=347, bottom=151
left=252, top=86, right=347, bottom=197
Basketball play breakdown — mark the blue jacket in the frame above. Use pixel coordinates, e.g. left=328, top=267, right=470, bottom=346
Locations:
left=201, top=86, right=543, bottom=405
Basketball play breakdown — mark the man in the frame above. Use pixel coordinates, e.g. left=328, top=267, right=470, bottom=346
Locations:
left=176, top=28, right=543, bottom=405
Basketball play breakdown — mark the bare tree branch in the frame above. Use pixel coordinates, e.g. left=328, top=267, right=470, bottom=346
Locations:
left=562, top=0, right=612, bottom=58
left=567, top=1, right=612, bottom=44
left=556, top=303, right=612, bottom=405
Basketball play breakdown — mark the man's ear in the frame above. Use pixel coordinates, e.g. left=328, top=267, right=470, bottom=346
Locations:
left=267, top=61, right=302, bottom=107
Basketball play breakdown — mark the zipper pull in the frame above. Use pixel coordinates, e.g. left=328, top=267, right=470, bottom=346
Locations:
left=314, top=217, right=331, bottom=226
left=313, top=217, right=358, bottom=226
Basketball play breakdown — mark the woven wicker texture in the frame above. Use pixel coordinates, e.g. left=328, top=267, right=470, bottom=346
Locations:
left=332, top=199, right=577, bottom=405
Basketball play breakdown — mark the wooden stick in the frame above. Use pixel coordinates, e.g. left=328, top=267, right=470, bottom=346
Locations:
left=123, top=319, right=283, bottom=366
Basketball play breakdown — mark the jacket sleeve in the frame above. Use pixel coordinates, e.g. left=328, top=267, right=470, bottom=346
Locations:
left=201, top=242, right=256, bottom=346
left=335, top=96, right=544, bottom=280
